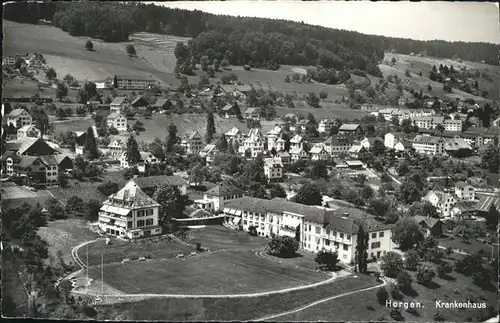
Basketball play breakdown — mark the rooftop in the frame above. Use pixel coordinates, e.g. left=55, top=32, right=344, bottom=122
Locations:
left=205, top=181, right=244, bottom=196
left=105, top=180, right=160, bottom=209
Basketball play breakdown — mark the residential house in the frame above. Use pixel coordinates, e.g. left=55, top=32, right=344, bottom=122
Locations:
left=384, top=132, right=407, bottom=152
left=181, top=131, right=203, bottom=155
left=443, top=138, right=472, bottom=156
left=360, top=137, right=384, bottom=151
left=294, top=119, right=311, bottom=133
left=412, top=135, right=445, bottom=155
left=309, top=146, right=329, bottom=161
left=289, top=147, right=309, bottom=162
left=17, top=125, right=41, bottom=140
left=290, top=134, right=304, bottom=150
left=225, top=126, right=245, bottom=144
left=324, top=136, right=353, bottom=157
left=130, top=96, right=149, bottom=109
left=199, top=144, right=217, bottom=166
left=413, top=216, right=443, bottom=237
left=221, top=104, right=240, bottom=119
left=348, top=145, right=369, bottom=160
left=264, top=158, right=284, bottom=181
left=317, top=119, right=337, bottom=134
left=7, top=108, right=32, bottom=127
left=412, top=116, right=444, bottom=130
left=203, top=182, right=245, bottom=213
left=482, top=128, right=500, bottom=146
left=95, top=78, right=113, bottom=89
left=338, top=124, right=362, bottom=137
left=106, top=112, right=128, bottom=131
left=267, top=126, right=285, bottom=152
left=3, top=56, right=16, bottom=67
left=239, top=128, right=264, bottom=158
left=461, top=127, right=488, bottom=147
left=120, top=151, right=159, bottom=170
left=109, top=97, right=129, bottom=113
left=475, top=194, right=500, bottom=217
left=443, top=119, right=463, bottom=132
left=454, top=182, right=475, bottom=201
left=114, top=74, right=157, bottom=90
left=2, top=153, right=60, bottom=185
left=423, top=191, right=457, bottom=218
left=99, top=180, right=161, bottom=239
left=151, top=98, right=172, bottom=111
left=243, top=107, right=260, bottom=120
left=277, top=151, right=291, bottom=166
left=132, top=175, right=188, bottom=196
left=4, top=137, right=56, bottom=156
left=106, top=135, right=129, bottom=158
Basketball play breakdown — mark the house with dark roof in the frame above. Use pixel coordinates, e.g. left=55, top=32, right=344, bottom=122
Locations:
left=243, top=107, right=260, bottom=120
left=151, top=98, right=172, bottom=111
left=4, top=137, right=56, bottom=156
left=130, top=96, right=149, bottom=108
left=99, top=180, right=161, bottom=239
left=110, top=96, right=128, bottom=113
left=202, top=182, right=245, bottom=212
left=7, top=108, right=32, bottom=127
left=221, top=103, right=240, bottom=118
left=1, top=153, right=60, bottom=185
left=338, top=124, right=362, bottom=136
left=414, top=216, right=443, bottom=237
left=180, top=131, right=203, bottom=155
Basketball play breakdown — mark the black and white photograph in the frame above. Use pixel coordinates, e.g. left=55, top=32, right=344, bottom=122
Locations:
left=1, top=0, right=499, bottom=321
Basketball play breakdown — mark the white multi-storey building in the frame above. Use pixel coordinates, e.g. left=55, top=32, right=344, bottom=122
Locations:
left=454, top=182, right=475, bottom=201
left=412, top=135, right=445, bottom=155
left=7, top=108, right=32, bottom=127
left=290, top=134, right=304, bottom=150
left=309, top=145, right=329, bottom=161
left=317, top=119, right=337, bottom=134
left=99, top=180, right=162, bottom=239
left=239, top=128, right=264, bottom=158
left=444, top=119, right=463, bottom=132
left=423, top=191, right=457, bottom=218
left=181, top=131, right=203, bottom=155
left=106, top=112, right=128, bottom=131
left=264, top=157, right=284, bottom=181
left=324, top=136, right=353, bottom=157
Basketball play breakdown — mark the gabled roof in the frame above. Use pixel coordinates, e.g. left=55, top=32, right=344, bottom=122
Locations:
left=327, top=136, right=353, bottom=146
left=290, top=134, right=303, bottom=143
left=184, top=131, right=201, bottom=140
left=8, top=108, right=30, bottom=118
left=110, top=97, right=127, bottom=106
left=414, top=215, right=441, bottom=228
left=105, top=180, right=160, bottom=209
left=205, top=181, right=244, bottom=196
left=339, top=124, right=360, bottom=131
left=107, top=112, right=125, bottom=119
left=264, top=158, right=283, bottom=168
left=244, top=107, right=259, bottom=114
left=151, top=98, right=169, bottom=108
left=234, top=84, right=252, bottom=92
left=38, top=155, right=58, bottom=166
left=13, top=156, right=39, bottom=170
left=200, top=144, right=217, bottom=154
left=413, top=135, right=443, bottom=145
left=225, top=126, right=241, bottom=136
left=289, top=147, right=306, bottom=155
left=130, top=96, right=147, bottom=106
left=183, top=206, right=213, bottom=218
left=476, top=194, right=500, bottom=213
left=18, top=125, right=39, bottom=132
left=222, top=104, right=236, bottom=111
left=309, top=146, right=326, bottom=154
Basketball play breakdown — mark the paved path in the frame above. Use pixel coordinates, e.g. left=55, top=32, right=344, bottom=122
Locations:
left=255, top=278, right=387, bottom=321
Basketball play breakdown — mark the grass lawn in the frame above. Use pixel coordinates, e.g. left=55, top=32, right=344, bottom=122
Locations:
left=439, top=236, right=498, bottom=257
left=37, top=219, right=99, bottom=265
left=96, top=274, right=377, bottom=321
left=186, top=225, right=269, bottom=251
left=87, top=250, right=327, bottom=295
left=78, top=237, right=195, bottom=267
left=276, top=264, right=498, bottom=322
left=3, top=78, right=49, bottom=98
left=2, top=261, right=29, bottom=317
left=274, top=102, right=369, bottom=122
left=51, top=117, right=95, bottom=134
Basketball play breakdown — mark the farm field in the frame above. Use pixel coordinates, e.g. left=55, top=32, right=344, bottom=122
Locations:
left=276, top=263, right=498, bottom=322
left=275, top=102, right=369, bottom=121
left=87, top=249, right=328, bottom=295
left=96, top=274, right=377, bottom=321
left=50, top=117, right=95, bottom=134
left=37, top=219, right=99, bottom=265
left=438, top=235, right=499, bottom=257
left=0, top=182, right=54, bottom=210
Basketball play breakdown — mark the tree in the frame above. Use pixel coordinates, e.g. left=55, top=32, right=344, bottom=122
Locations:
left=308, top=160, right=328, bottom=179
left=481, top=144, right=499, bottom=173
left=306, top=92, right=320, bottom=108
left=125, top=136, right=140, bottom=165
left=189, top=164, right=206, bottom=186
left=396, top=270, right=413, bottom=292
left=355, top=225, right=369, bottom=273
left=205, top=112, right=216, bottom=143
left=270, top=184, right=287, bottom=199
left=213, top=58, right=220, bottom=71
left=415, top=267, right=435, bottom=286
left=381, top=252, right=404, bottom=278
left=200, top=55, right=209, bottom=71
left=154, top=184, right=188, bottom=233
left=46, top=198, right=66, bottom=220
left=437, top=261, right=453, bottom=277
left=265, top=235, right=299, bottom=258
left=216, top=135, right=228, bottom=152
left=485, top=205, right=499, bottom=230
left=97, top=181, right=118, bottom=196
left=319, top=91, right=328, bottom=100
left=221, top=58, right=230, bottom=70
left=56, top=107, right=67, bottom=120
left=85, top=40, right=93, bottom=51
left=164, top=124, right=178, bottom=153
left=149, top=137, right=165, bottom=161
left=315, top=249, right=339, bottom=270
left=243, top=153, right=266, bottom=184
left=56, top=82, right=68, bottom=101
left=66, top=196, right=85, bottom=215
left=392, top=218, right=424, bottom=251
left=404, top=249, right=420, bottom=271
left=46, top=67, right=56, bottom=80
left=83, top=127, right=99, bottom=160
left=248, top=225, right=258, bottom=236
left=58, top=173, right=68, bottom=187
left=376, top=286, right=389, bottom=304
left=126, top=44, right=136, bottom=56
left=293, top=183, right=322, bottom=206
left=174, top=42, right=189, bottom=60
left=391, top=57, right=397, bottom=64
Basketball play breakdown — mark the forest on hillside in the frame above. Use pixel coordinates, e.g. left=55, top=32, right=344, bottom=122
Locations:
left=4, top=1, right=499, bottom=71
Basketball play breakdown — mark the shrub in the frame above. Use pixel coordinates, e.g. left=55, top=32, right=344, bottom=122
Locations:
left=376, top=286, right=389, bottom=305
left=391, top=283, right=404, bottom=300
left=248, top=225, right=258, bottom=236
left=396, top=270, right=413, bottom=292
left=196, top=243, right=202, bottom=251
left=416, top=267, right=435, bottom=286
left=390, top=308, right=404, bottom=321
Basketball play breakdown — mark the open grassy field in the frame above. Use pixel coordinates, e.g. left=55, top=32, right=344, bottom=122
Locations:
left=186, top=225, right=270, bottom=251
left=38, top=219, right=99, bottom=265
left=96, top=274, right=377, bottom=321
left=438, top=235, right=499, bottom=257
left=51, top=117, right=95, bottom=134
left=87, top=250, right=327, bottom=295
left=2, top=77, right=51, bottom=98
left=276, top=263, right=498, bottom=322
left=275, top=102, right=369, bottom=121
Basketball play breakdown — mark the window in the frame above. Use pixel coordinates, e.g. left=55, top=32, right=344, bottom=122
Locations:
left=146, top=209, right=154, bottom=216
left=127, top=221, right=132, bottom=229
left=137, top=210, right=145, bottom=217
left=137, top=220, right=145, bottom=227
left=315, top=226, right=320, bottom=234
left=379, top=232, right=384, bottom=238
left=325, top=240, right=330, bottom=246
left=372, top=233, right=377, bottom=239
left=243, top=220, right=247, bottom=225
left=340, top=233, right=344, bottom=239
left=343, top=244, right=348, bottom=251
left=346, top=235, right=351, bottom=240
left=326, top=229, right=330, bottom=236
left=309, top=225, right=311, bottom=231
left=146, top=219, right=153, bottom=226
left=371, top=242, right=381, bottom=249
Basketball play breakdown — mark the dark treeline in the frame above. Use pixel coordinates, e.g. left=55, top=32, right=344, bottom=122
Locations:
left=4, top=2, right=499, bottom=69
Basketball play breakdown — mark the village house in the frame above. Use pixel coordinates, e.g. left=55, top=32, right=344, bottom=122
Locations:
left=132, top=175, right=188, bottom=196
left=199, top=144, right=217, bottom=166
left=114, top=74, right=157, bottom=90
left=384, top=132, right=407, bottom=152
left=242, top=107, right=261, bottom=120
left=4, top=137, right=57, bottom=157
left=294, top=119, right=311, bottom=133
left=277, top=151, right=291, bottom=166
left=239, top=128, right=264, bottom=158
left=1, top=154, right=60, bottom=185
left=17, top=125, right=41, bottom=140
left=106, top=112, right=128, bottom=131
left=222, top=103, right=240, bottom=118
left=443, top=119, right=463, bottom=132
left=443, top=137, right=472, bottom=156
left=95, top=78, right=113, bottom=89
left=461, top=127, right=488, bottom=147
left=290, top=134, right=305, bottom=150
left=264, top=157, right=284, bottom=182
left=6, top=108, right=32, bottom=127
left=338, top=124, right=362, bottom=137
left=181, top=131, right=203, bottom=155
left=266, top=125, right=285, bottom=152
left=2, top=56, right=16, bottom=67
left=317, top=119, right=337, bottom=134
left=413, top=216, right=443, bottom=237
left=130, top=96, right=149, bottom=109
left=289, top=147, right=309, bottom=162
left=309, top=146, right=329, bottom=161
left=324, top=136, right=353, bottom=157
left=201, top=182, right=245, bottom=213
left=360, top=137, right=384, bottom=151
left=109, top=97, right=129, bottom=113
left=423, top=191, right=457, bottom=218
left=150, top=98, right=172, bottom=111
left=99, top=180, right=162, bottom=239
left=454, top=181, right=475, bottom=201
left=106, top=136, right=128, bottom=158
left=225, top=126, right=245, bottom=144
left=412, top=135, right=445, bottom=155
left=120, top=151, right=159, bottom=171
left=348, top=145, right=369, bottom=160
